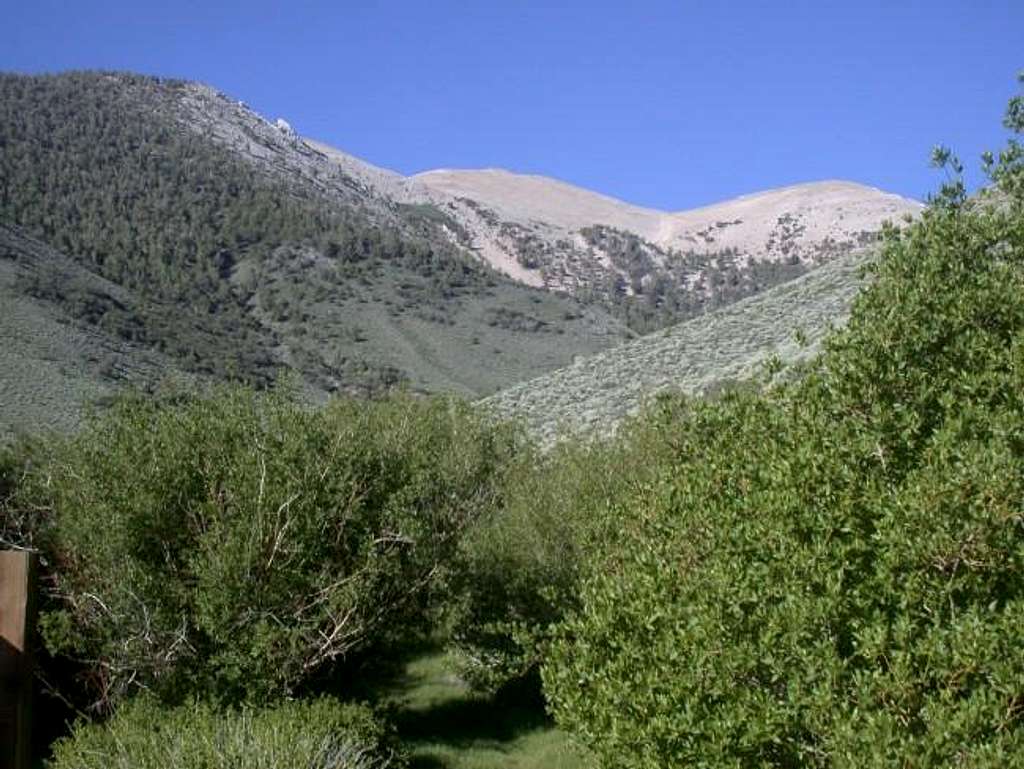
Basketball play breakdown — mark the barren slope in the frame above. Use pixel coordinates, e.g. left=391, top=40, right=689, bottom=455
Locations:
left=414, top=168, right=665, bottom=236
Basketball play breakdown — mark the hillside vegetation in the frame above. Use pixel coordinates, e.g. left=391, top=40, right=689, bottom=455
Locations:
left=482, top=245, right=875, bottom=444
left=0, top=71, right=919, bottom=436
left=0, top=225, right=190, bottom=435
left=0, top=71, right=629, bottom=436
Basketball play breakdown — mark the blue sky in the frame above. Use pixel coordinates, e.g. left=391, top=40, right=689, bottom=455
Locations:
left=3, top=1, right=1021, bottom=209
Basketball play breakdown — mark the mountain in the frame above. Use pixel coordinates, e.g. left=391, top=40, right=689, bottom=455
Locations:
left=0, top=70, right=919, bottom=436
left=0, top=71, right=632, bottom=435
left=481, top=246, right=874, bottom=445
left=315, top=152, right=921, bottom=333
left=412, top=171, right=911, bottom=264
left=174, top=75, right=920, bottom=331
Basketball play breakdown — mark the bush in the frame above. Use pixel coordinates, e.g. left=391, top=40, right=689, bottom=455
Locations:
left=16, top=384, right=517, bottom=709
left=542, top=81, right=1024, bottom=767
left=0, top=441, right=22, bottom=545
left=448, top=404, right=687, bottom=693
left=49, top=696, right=402, bottom=769
left=0, top=437, right=47, bottom=550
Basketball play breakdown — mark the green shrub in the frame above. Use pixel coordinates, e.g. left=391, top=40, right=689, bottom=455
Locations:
left=449, top=404, right=687, bottom=693
left=0, top=437, right=44, bottom=550
left=0, top=442, right=21, bottom=544
left=542, top=81, right=1024, bottom=767
left=449, top=440, right=611, bottom=693
left=18, top=385, right=516, bottom=709
left=49, top=696, right=402, bottom=769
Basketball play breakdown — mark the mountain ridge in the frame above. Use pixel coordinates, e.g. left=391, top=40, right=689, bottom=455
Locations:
left=306, top=132, right=920, bottom=311
left=126, top=73, right=922, bottom=334
left=0, top=70, right=919, bottom=438
left=169, top=71, right=920, bottom=304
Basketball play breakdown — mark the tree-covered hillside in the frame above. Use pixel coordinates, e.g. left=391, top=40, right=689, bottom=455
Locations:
left=0, top=71, right=629, bottom=428
left=574, top=224, right=816, bottom=332
left=0, top=223, right=192, bottom=435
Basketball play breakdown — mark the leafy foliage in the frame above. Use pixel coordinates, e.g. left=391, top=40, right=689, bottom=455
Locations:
left=0, top=437, right=42, bottom=549
left=49, top=696, right=402, bottom=769
left=14, top=385, right=517, bottom=710
left=448, top=406, right=687, bottom=694
left=541, top=81, right=1024, bottom=767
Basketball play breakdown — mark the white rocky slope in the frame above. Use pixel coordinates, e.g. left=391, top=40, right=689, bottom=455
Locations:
left=412, top=169, right=920, bottom=288
left=176, top=81, right=921, bottom=303
left=321, top=148, right=920, bottom=299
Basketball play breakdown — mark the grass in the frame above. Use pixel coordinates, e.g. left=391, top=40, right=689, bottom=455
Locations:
left=376, top=650, right=591, bottom=769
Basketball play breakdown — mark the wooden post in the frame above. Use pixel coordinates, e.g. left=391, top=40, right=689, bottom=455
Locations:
left=0, top=551, right=35, bottom=769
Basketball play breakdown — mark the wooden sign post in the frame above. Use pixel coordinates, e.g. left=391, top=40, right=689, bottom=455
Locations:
left=0, top=551, right=35, bottom=769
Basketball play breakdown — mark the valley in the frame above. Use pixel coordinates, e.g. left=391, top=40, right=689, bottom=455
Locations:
left=1, top=60, right=1022, bottom=769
